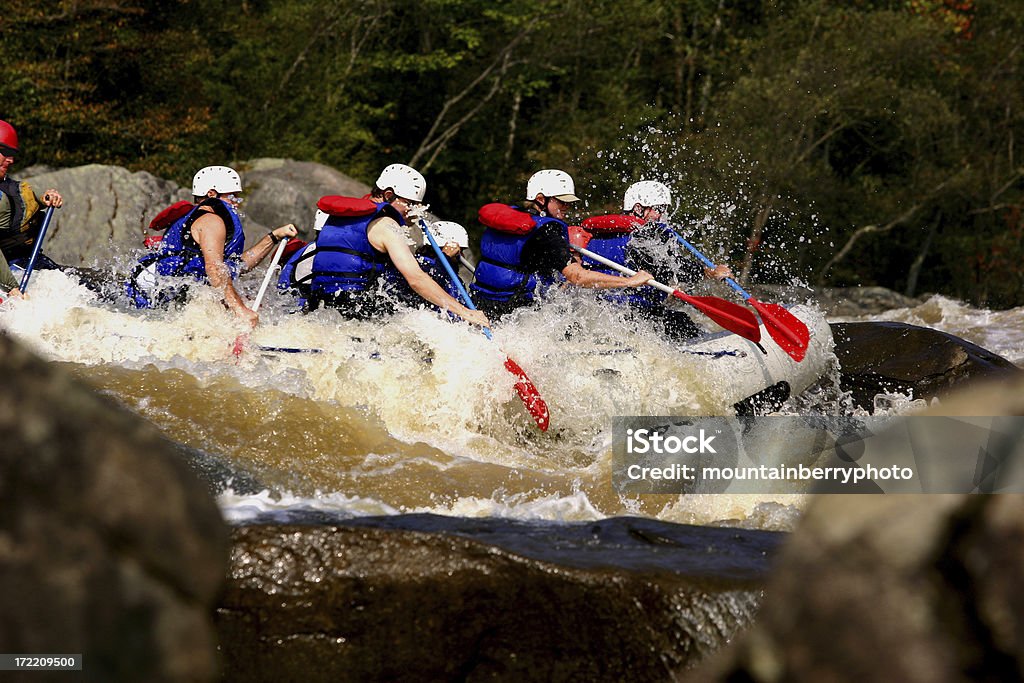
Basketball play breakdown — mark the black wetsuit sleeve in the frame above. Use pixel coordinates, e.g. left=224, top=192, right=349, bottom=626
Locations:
left=627, top=229, right=704, bottom=284
left=521, top=223, right=573, bottom=277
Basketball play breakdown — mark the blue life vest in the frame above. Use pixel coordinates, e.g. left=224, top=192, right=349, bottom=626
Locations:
left=308, top=203, right=398, bottom=298
left=278, top=242, right=316, bottom=293
left=277, top=241, right=318, bottom=310
left=470, top=204, right=566, bottom=303
left=580, top=213, right=659, bottom=309
left=582, top=231, right=631, bottom=276
left=126, top=198, right=245, bottom=308
left=418, top=252, right=461, bottom=299
left=379, top=250, right=460, bottom=310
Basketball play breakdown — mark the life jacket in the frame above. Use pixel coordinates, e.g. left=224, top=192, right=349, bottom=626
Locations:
left=470, top=203, right=566, bottom=303
left=0, top=178, right=45, bottom=261
left=308, top=196, right=399, bottom=298
left=126, top=197, right=245, bottom=308
left=579, top=214, right=643, bottom=274
left=278, top=240, right=317, bottom=307
left=144, top=200, right=193, bottom=249
left=580, top=213, right=654, bottom=308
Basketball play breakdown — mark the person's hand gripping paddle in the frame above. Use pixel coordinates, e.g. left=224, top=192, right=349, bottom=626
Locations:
left=570, top=244, right=762, bottom=343
left=232, top=237, right=290, bottom=357
left=17, top=205, right=57, bottom=294
left=663, top=227, right=810, bottom=361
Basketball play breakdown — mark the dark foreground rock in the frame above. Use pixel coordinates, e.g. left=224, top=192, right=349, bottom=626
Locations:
left=216, top=516, right=784, bottom=683
left=688, top=494, right=1024, bottom=682
left=0, top=332, right=229, bottom=683
left=684, top=375, right=1024, bottom=682
left=831, top=321, right=1021, bottom=410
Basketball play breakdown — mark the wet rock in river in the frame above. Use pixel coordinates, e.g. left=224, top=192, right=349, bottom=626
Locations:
left=0, top=332, right=229, bottom=683
left=831, top=321, right=1021, bottom=410
left=217, top=516, right=784, bottom=682
left=685, top=375, right=1024, bottom=682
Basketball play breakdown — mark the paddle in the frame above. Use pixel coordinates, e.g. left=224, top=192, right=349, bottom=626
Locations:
left=256, top=345, right=323, bottom=354
left=232, top=237, right=290, bottom=357
left=662, top=227, right=810, bottom=362
left=418, top=218, right=550, bottom=431
left=18, top=205, right=56, bottom=294
left=570, top=244, right=762, bottom=343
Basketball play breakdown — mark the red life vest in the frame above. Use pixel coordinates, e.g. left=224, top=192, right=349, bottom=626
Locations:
left=567, top=225, right=591, bottom=249
left=317, top=195, right=379, bottom=217
left=478, top=203, right=537, bottom=234
left=581, top=213, right=643, bottom=233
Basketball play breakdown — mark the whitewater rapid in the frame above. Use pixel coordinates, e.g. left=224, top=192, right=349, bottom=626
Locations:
left=2, top=269, right=1018, bottom=530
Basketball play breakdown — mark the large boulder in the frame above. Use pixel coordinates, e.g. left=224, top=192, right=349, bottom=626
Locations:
left=688, top=494, right=1024, bottom=682
left=239, top=158, right=371, bottom=239
left=0, top=332, right=229, bottom=683
left=831, top=321, right=1021, bottom=410
left=23, top=159, right=370, bottom=268
left=216, top=516, right=783, bottom=682
left=24, top=164, right=189, bottom=267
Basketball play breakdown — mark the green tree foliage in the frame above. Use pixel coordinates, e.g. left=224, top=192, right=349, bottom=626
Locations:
left=3, top=0, right=1022, bottom=305
left=1, top=0, right=215, bottom=180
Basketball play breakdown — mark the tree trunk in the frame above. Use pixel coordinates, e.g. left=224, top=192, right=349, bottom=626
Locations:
left=905, top=211, right=939, bottom=298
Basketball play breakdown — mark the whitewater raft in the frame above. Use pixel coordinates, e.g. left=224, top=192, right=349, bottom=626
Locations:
left=692, top=303, right=833, bottom=411
left=576, top=303, right=834, bottom=414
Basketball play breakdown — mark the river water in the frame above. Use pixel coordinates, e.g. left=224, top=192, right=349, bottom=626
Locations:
left=2, top=270, right=1021, bottom=532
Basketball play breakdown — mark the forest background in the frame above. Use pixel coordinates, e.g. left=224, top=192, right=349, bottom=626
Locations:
left=3, top=0, right=1022, bottom=307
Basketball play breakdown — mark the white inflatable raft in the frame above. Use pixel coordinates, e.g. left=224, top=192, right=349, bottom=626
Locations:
left=683, top=303, right=835, bottom=411
left=574, top=303, right=834, bottom=414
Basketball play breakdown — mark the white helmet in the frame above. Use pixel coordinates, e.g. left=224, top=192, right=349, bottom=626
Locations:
left=375, top=163, right=426, bottom=202
left=428, top=220, right=469, bottom=249
left=526, top=169, right=580, bottom=202
left=313, top=208, right=329, bottom=231
left=623, top=180, right=671, bottom=210
left=192, top=165, right=242, bottom=196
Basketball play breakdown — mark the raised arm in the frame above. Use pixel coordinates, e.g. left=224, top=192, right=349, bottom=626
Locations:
left=369, top=220, right=489, bottom=327
left=239, top=224, right=299, bottom=273
left=192, top=212, right=257, bottom=326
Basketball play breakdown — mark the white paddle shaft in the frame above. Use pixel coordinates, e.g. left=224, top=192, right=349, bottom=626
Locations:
left=253, top=237, right=289, bottom=312
left=571, top=245, right=675, bottom=296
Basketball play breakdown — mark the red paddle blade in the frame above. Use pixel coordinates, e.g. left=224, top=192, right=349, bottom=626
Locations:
left=503, top=357, right=550, bottom=431
left=670, top=291, right=761, bottom=343
left=232, top=333, right=249, bottom=357
left=748, top=299, right=810, bottom=362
